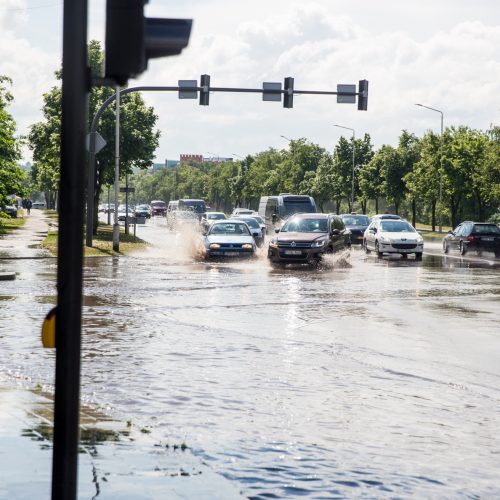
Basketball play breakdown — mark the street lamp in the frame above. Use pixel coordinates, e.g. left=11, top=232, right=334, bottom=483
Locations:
left=280, top=134, right=292, bottom=142
left=206, top=151, right=219, bottom=162
left=333, top=124, right=356, bottom=210
left=415, top=103, right=444, bottom=233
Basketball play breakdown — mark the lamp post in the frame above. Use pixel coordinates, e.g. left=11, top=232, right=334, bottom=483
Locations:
left=415, top=103, right=444, bottom=233
left=333, top=124, right=356, bottom=211
left=206, top=151, right=220, bottom=162
left=280, top=134, right=292, bottom=142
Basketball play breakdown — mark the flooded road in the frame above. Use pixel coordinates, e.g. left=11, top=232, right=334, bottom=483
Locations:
left=1, top=217, right=500, bottom=498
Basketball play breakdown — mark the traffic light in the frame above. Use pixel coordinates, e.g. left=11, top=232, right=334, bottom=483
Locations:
left=105, top=0, right=192, bottom=86
left=283, top=77, right=294, bottom=108
left=358, top=79, right=369, bottom=111
left=200, top=74, right=210, bottom=106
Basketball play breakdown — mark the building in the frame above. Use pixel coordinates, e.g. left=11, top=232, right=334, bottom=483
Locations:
left=180, top=154, right=203, bottom=164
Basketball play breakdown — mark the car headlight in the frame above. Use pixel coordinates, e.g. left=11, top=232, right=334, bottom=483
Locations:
left=379, top=235, right=391, bottom=243
left=311, top=239, right=327, bottom=248
left=416, top=237, right=423, bottom=243
left=209, top=243, right=221, bottom=249
left=242, top=243, right=253, bottom=249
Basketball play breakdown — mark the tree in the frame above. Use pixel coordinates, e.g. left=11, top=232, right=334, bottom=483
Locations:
left=378, top=145, right=405, bottom=215
left=0, top=76, right=26, bottom=212
left=397, top=130, right=420, bottom=225
left=29, top=40, right=160, bottom=224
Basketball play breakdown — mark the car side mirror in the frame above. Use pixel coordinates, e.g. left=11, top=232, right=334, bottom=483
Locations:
left=448, top=230, right=454, bottom=235
left=370, top=227, right=376, bottom=233
left=274, top=228, right=280, bottom=233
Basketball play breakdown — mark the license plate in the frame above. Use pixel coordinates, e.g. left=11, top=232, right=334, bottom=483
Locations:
left=482, top=237, right=494, bottom=241
left=284, top=250, right=302, bottom=255
left=225, top=252, right=240, bottom=256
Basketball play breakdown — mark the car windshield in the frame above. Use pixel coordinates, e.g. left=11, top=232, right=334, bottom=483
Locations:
left=473, top=224, right=500, bottom=234
left=281, top=217, right=328, bottom=233
left=209, top=223, right=251, bottom=236
left=207, top=213, right=225, bottom=220
left=137, top=205, right=149, bottom=210
left=342, top=215, right=370, bottom=226
left=380, top=221, right=416, bottom=232
left=151, top=202, right=166, bottom=207
left=252, top=215, right=265, bottom=224
left=236, top=218, right=259, bottom=229
left=282, top=201, right=315, bottom=218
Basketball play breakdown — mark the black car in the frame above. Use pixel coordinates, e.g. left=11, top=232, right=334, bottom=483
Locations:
left=134, top=204, right=151, bottom=219
left=443, top=221, right=500, bottom=257
left=268, top=213, right=350, bottom=265
left=340, top=213, right=370, bottom=244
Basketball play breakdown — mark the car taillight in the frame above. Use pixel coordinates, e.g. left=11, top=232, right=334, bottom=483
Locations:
left=467, top=235, right=475, bottom=242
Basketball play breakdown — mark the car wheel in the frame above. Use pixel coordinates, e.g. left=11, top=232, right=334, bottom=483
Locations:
left=363, top=239, right=371, bottom=254
left=443, top=240, right=449, bottom=254
left=460, top=241, right=467, bottom=255
left=415, top=252, right=423, bottom=260
left=375, top=241, right=383, bottom=258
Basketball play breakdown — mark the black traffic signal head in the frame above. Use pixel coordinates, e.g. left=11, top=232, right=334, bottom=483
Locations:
left=105, top=0, right=192, bottom=86
left=200, top=74, right=210, bottom=106
left=283, top=77, right=294, bottom=108
left=358, top=79, right=369, bottom=111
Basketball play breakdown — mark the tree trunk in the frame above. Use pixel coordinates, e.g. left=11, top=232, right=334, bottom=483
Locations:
left=476, top=191, right=483, bottom=221
left=375, top=197, right=379, bottom=214
left=412, top=198, right=416, bottom=227
left=336, top=199, right=340, bottom=214
left=394, top=201, right=399, bottom=215
left=361, top=199, right=367, bottom=214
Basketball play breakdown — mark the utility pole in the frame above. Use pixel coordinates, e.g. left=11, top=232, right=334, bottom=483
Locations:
left=113, top=87, right=120, bottom=251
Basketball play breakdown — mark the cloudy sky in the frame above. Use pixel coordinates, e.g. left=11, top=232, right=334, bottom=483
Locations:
left=1, top=0, right=500, bottom=164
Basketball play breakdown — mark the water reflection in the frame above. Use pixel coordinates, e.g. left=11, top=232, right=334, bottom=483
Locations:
left=1, top=226, right=500, bottom=499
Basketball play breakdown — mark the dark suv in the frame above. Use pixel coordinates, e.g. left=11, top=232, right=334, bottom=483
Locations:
left=340, top=213, right=370, bottom=244
left=268, top=213, right=350, bottom=265
left=443, top=221, right=500, bottom=256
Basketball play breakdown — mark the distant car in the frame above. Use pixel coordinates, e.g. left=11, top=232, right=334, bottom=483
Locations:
left=249, top=214, right=267, bottom=235
left=171, top=210, right=200, bottom=230
left=268, top=213, right=350, bottom=265
left=134, top=204, right=151, bottom=219
left=31, top=202, right=46, bottom=209
left=203, top=220, right=257, bottom=258
left=443, top=221, right=500, bottom=257
left=201, top=212, right=227, bottom=232
left=117, top=205, right=134, bottom=222
left=3, top=205, right=18, bottom=218
left=340, top=213, right=371, bottom=244
left=364, top=218, right=423, bottom=259
left=233, top=216, right=264, bottom=247
left=150, top=200, right=167, bottom=216
left=231, top=208, right=254, bottom=217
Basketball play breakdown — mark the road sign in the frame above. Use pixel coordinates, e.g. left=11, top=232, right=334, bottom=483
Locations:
left=178, top=80, right=198, bottom=99
left=86, top=131, right=107, bottom=153
left=337, top=84, right=356, bottom=104
left=263, top=82, right=282, bottom=102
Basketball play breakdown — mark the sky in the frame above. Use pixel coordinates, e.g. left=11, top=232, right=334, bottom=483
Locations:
left=1, top=0, right=500, bottom=164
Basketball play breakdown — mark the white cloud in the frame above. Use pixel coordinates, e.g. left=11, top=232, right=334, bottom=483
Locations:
left=2, top=0, right=500, bottom=162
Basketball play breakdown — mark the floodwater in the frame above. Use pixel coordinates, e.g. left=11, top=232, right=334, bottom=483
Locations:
left=1, top=217, right=500, bottom=498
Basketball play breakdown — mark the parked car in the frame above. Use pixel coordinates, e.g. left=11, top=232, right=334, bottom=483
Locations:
left=268, top=213, right=350, bottom=265
left=363, top=218, right=423, bottom=259
left=3, top=204, right=18, bottom=218
left=443, top=221, right=500, bottom=257
left=134, top=204, right=151, bottom=219
left=233, top=216, right=264, bottom=247
left=31, top=201, right=46, bottom=209
left=150, top=200, right=167, bottom=216
left=340, top=213, right=371, bottom=244
left=203, top=220, right=257, bottom=258
left=250, top=213, right=267, bottom=235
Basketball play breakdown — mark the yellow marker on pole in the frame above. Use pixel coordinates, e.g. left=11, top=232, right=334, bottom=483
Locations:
left=42, top=307, right=57, bottom=348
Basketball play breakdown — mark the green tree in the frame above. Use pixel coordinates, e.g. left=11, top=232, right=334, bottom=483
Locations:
left=397, top=130, right=420, bottom=225
left=29, top=40, right=160, bottom=224
left=0, top=76, right=26, bottom=213
left=378, top=144, right=405, bottom=215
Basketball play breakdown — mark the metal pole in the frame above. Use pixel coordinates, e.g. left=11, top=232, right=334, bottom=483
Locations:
left=414, top=104, right=444, bottom=232
left=439, top=111, right=443, bottom=233
left=113, top=87, right=120, bottom=252
left=52, top=0, right=87, bottom=498
left=125, top=173, right=129, bottom=235
left=86, top=131, right=96, bottom=247
left=107, top=185, right=111, bottom=225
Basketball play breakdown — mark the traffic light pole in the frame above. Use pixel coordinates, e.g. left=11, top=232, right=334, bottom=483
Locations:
left=53, top=0, right=88, bottom=498
left=86, top=82, right=366, bottom=246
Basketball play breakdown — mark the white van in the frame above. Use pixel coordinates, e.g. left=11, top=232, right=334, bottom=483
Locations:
left=258, top=194, right=317, bottom=233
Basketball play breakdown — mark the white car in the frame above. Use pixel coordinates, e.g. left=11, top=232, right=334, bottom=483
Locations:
left=363, top=217, right=423, bottom=259
left=231, top=208, right=254, bottom=217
